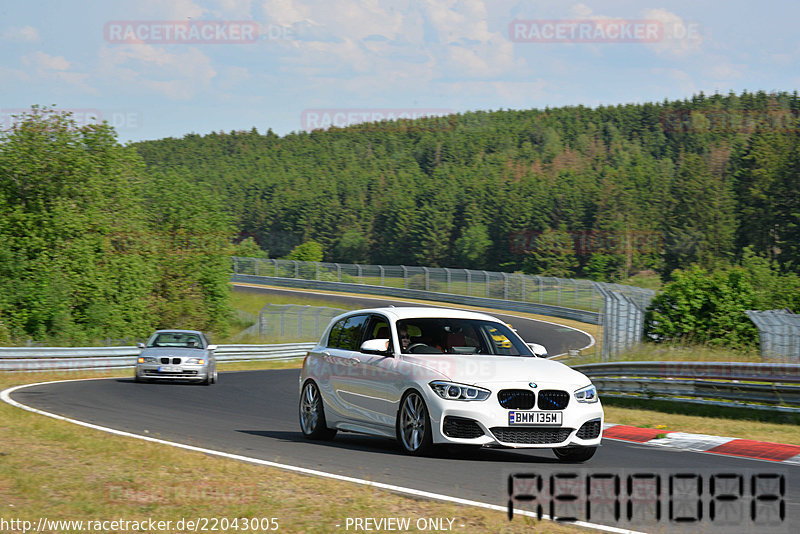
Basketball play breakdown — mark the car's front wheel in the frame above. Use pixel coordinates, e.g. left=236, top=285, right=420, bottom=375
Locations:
left=553, top=446, right=597, bottom=462
left=299, top=381, right=337, bottom=440
left=396, top=391, right=434, bottom=455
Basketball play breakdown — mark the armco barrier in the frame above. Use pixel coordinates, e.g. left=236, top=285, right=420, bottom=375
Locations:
left=231, top=273, right=601, bottom=324
left=0, top=343, right=316, bottom=372
left=575, top=361, right=800, bottom=412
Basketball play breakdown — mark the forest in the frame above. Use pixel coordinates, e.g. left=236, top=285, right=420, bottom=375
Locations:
left=2, top=91, right=799, bottom=345
left=134, top=90, right=800, bottom=285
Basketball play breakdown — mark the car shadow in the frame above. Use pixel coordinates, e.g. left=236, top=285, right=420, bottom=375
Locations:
left=235, top=429, right=562, bottom=463
left=114, top=378, right=203, bottom=386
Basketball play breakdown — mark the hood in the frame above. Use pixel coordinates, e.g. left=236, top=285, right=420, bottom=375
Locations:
left=402, top=354, right=590, bottom=388
left=140, top=347, right=208, bottom=358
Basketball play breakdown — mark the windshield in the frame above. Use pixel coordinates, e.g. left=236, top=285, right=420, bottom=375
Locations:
left=147, top=332, right=204, bottom=349
left=396, top=318, right=532, bottom=356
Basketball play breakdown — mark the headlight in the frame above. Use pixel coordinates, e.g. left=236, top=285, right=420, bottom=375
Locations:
left=574, top=384, right=598, bottom=403
left=137, top=356, right=156, bottom=363
left=429, top=381, right=490, bottom=401
left=186, top=358, right=205, bottom=365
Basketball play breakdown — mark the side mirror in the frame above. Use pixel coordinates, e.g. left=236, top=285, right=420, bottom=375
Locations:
left=360, top=338, right=391, bottom=355
left=136, top=343, right=145, bottom=349
left=527, top=343, right=548, bottom=358
left=207, top=345, right=217, bottom=351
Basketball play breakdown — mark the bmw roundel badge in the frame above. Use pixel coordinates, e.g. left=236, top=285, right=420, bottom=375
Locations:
left=529, top=382, right=538, bottom=388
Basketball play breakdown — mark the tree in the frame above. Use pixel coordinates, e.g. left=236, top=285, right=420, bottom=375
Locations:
left=453, top=223, right=491, bottom=269
left=285, top=240, right=324, bottom=262
left=521, top=226, right=578, bottom=278
left=233, top=236, right=269, bottom=258
left=645, top=265, right=759, bottom=348
left=334, top=228, right=369, bottom=263
left=0, top=107, right=234, bottom=343
left=0, top=107, right=156, bottom=342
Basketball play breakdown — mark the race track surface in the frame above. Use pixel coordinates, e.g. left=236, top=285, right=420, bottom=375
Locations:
left=12, top=369, right=798, bottom=534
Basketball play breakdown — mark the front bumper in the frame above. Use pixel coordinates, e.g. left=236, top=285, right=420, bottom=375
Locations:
left=426, top=386, right=604, bottom=448
left=135, top=364, right=210, bottom=381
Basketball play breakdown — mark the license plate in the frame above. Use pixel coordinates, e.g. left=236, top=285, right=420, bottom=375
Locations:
left=509, top=411, right=562, bottom=425
left=158, top=365, right=179, bottom=372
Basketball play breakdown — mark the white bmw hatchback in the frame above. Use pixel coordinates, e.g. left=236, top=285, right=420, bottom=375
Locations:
left=299, top=307, right=603, bottom=462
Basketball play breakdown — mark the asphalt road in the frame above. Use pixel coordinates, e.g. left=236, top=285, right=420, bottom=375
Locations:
left=12, top=371, right=798, bottom=534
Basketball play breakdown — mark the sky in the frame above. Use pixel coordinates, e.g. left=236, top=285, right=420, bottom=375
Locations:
left=1, top=0, right=798, bottom=143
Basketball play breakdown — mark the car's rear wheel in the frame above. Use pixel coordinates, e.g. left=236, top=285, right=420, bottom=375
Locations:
left=553, top=446, right=597, bottom=462
left=396, top=391, right=434, bottom=455
left=299, top=381, right=337, bottom=440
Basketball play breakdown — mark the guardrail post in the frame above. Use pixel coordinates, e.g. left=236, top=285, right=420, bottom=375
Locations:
left=521, top=274, right=526, bottom=302
left=274, top=259, right=279, bottom=277
left=402, top=265, right=408, bottom=288
left=482, top=270, right=489, bottom=297
left=557, top=278, right=562, bottom=306
left=444, top=267, right=451, bottom=293
left=336, top=263, right=341, bottom=282
left=502, top=272, right=508, bottom=300
left=466, top=269, right=471, bottom=296
left=422, top=266, right=430, bottom=291
left=574, top=279, right=579, bottom=308
left=315, top=261, right=320, bottom=280
left=379, top=265, right=384, bottom=286
left=357, top=264, right=363, bottom=284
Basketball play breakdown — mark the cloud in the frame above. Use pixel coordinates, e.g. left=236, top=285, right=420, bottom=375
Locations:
left=23, top=51, right=70, bottom=71
left=19, top=51, right=96, bottom=94
left=2, top=25, right=40, bottom=42
left=642, top=8, right=704, bottom=57
left=710, top=62, right=744, bottom=79
left=139, top=0, right=208, bottom=19
left=257, top=0, right=521, bottom=85
left=98, top=44, right=217, bottom=100
left=651, top=67, right=696, bottom=94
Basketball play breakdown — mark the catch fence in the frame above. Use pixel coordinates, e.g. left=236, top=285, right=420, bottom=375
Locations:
left=232, top=257, right=655, bottom=360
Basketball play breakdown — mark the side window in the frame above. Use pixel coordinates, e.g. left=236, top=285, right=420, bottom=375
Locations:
left=337, top=315, right=369, bottom=350
left=365, top=315, right=390, bottom=339
left=327, top=318, right=347, bottom=348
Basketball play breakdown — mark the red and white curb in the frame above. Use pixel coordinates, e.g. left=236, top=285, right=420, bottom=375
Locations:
left=604, top=423, right=800, bottom=465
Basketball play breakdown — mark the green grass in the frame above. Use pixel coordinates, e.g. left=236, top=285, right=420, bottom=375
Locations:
left=561, top=342, right=763, bottom=366
left=230, top=289, right=354, bottom=315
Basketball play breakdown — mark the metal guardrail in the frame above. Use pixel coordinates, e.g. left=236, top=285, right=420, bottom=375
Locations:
left=0, top=343, right=316, bottom=372
left=574, top=361, right=800, bottom=412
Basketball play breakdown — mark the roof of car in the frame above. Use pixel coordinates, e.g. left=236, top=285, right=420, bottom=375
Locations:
left=336, top=306, right=501, bottom=322
left=152, top=329, right=205, bottom=335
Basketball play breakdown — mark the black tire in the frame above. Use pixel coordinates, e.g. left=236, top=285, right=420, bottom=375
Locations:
left=396, top=390, right=434, bottom=455
left=553, top=446, right=597, bottom=463
left=299, top=380, right=337, bottom=440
